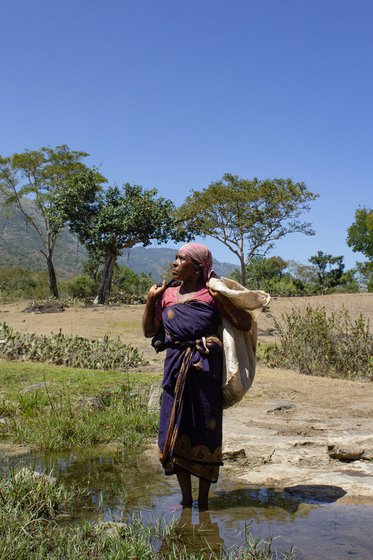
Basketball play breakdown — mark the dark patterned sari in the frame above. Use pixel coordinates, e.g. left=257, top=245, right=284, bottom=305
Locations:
left=158, top=300, right=223, bottom=482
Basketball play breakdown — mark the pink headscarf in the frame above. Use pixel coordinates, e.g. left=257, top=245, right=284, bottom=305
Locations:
left=178, top=242, right=215, bottom=283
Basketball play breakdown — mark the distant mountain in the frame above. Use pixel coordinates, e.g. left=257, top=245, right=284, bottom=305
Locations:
left=119, top=247, right=238, bottom=282
left=0, top=198, right=238, bottom=281
left=0, top=198, right=85, bottom=278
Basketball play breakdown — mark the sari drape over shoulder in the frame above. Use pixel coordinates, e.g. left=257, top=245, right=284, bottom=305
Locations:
left=158, top=300, right=223, bottom=483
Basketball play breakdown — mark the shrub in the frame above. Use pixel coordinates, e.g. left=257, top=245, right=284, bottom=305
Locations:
left=263, top=306, right=372, bottom=381
left=111, top=266, right=154, bottom=300
left=260, top=278, right=299, bottom=297
left=0, top=322, right=145, bottom=370
left=66, top=275, right=97, bottom=299
left=0, top=268, right=50, bottom=302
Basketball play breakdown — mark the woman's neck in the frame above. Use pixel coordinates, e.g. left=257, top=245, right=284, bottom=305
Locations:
left=179, top=279, right=205, bottom=294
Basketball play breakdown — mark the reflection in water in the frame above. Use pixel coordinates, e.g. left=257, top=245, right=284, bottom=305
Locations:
left=158, top=508, right=224, bottom=557
left=4, top=448, right=373, bottom=560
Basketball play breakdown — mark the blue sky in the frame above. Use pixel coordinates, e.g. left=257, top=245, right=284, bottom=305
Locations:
left=1, top=0, right=372, bottom=270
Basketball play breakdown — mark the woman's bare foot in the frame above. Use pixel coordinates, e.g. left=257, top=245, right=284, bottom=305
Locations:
left=197, top=500, right=209, bottom=510
left=198, top=477, right=211, bottom=510
left=180, top=498, right=193, bottom=508
left=177, top=469, right=193, bottom=507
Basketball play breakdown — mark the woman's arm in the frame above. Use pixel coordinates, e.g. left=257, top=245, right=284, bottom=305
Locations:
left=208, top=288, right=252, bottom=331
left=142, top=282, right=166, bottom=338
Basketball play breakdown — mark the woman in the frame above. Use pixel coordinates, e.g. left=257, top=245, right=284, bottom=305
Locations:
left=142, top=243, right=251, bottom=509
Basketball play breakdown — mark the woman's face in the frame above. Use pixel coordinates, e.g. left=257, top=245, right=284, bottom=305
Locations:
left=172, top=251, right=201, bottom=282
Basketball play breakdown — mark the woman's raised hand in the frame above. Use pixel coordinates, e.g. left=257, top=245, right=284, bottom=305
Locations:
left=147, top=281, right=168, bottom=302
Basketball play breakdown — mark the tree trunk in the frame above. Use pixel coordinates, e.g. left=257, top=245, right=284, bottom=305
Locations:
left=45, top=254, right=59, bottom=298
left=94, top=253, right=116, bottom=304
left=240, top=257, right=246, bottom=287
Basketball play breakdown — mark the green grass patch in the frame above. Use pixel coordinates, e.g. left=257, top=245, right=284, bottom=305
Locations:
left=0, top=360, right=160, bottom=451
left=0, top=360, right=156, bottom=398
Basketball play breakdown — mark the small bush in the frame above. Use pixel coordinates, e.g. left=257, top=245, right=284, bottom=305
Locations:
left=0, top=268, right=50, bottom=302
left=260, top=278, right=300, bottom=297
left=66, top=275, right=97, bottom=299
left=0, top=322, right=145, bottom=370
left=263, top=306, right=372, bottom=380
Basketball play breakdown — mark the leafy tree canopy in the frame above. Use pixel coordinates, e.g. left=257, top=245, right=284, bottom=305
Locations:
left=178, top=173, right=318, bottom=285
left=244, top=255, right=287, bottom=287
left=67, top=176, right=188, bottom=303
left=70, top=183, right=185, bottom=254
left=346, top=207, right=373, bottom=260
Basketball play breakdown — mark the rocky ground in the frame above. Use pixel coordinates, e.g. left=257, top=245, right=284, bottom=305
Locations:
left=1, top=293, right=372, bottom=503
left=222, top=367, right=373, bottom=504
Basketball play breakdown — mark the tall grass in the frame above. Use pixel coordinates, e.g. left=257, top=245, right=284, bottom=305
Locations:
left=2, top=383, right=158, bottom=451
left=263, top=306, right=372, bottom=380
left=0, top=361, right=159, bottom=451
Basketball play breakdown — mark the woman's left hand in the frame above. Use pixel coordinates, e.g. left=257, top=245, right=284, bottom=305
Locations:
left=207, top=285, right=220, bottom=300
left=208, top=285, right=252, bottom=331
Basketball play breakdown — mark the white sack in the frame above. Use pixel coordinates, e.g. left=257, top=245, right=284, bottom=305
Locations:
left=208, top=276, right=271, bottom=408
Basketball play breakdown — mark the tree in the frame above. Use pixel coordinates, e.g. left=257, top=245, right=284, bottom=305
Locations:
left=346, top=207, right=373, bottom=292
left=286, top=259, right=319, bottom=290
left=0, top=146, right=105, bottom=298
left=347, top=207, right=373, bottom=259
left=309, top=251, right=345, bottom=292
left=178, top=173, right=318, bottom=285
left=231, top=255, right=302, bottom=296
left=83, top=252, right=104, bottom=282
left=112, top=266, right=154, bottom=296
left=242, top=255, right=288, bottom=289
left=355, top=261, right=373, bottom=292
left=67, top=178, right=187, bottom=303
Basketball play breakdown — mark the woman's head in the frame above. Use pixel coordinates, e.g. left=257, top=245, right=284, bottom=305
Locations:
left=176, top=242, right=213, bottom=283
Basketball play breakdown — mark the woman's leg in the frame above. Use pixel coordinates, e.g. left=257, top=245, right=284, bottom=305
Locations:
left=198, top=478, right=211, bottom=510
left=176, top=469, right=193, bottom=507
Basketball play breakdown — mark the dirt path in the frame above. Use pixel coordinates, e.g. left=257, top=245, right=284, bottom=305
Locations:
left=1, top=294, right=372, bottom=503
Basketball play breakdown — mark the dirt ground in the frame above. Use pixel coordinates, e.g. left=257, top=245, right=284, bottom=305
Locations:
left=1, top=293, right=372, bottom=503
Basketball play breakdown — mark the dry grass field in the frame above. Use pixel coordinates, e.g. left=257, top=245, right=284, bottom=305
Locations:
left=0, top=292, right=371, bottom=362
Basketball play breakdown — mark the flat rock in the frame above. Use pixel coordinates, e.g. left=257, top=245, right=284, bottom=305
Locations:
left=223, top=379, right=373, bottom=503
left=147, top=381, right=163, bottom=412
left=328, top=436, right=373, bottom=461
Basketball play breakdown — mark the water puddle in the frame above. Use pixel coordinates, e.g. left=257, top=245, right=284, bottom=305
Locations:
left=3, top=447, right=373, bottom=559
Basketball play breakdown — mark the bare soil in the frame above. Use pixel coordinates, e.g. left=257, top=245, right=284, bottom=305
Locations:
left=1, top=293, right=372, bottom=503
